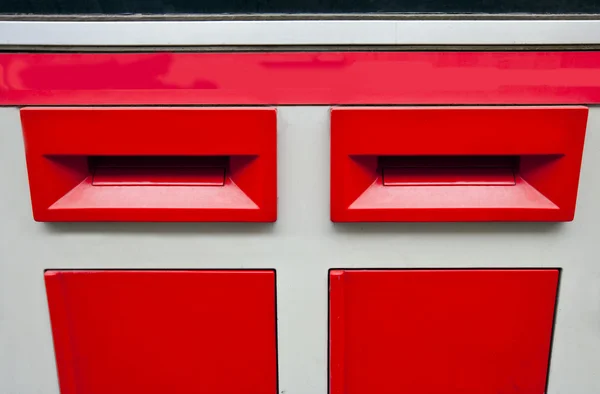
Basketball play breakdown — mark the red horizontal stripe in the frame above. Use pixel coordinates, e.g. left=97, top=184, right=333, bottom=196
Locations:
left=1, top=52, right=600, bottom=105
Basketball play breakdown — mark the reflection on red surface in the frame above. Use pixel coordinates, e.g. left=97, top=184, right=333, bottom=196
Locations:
left=1, top=52, right=600, bottom=104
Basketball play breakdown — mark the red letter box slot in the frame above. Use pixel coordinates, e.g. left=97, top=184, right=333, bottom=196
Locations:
left=20, top=107, right=277, bottom=222
left=329, top=269, right=560, bottom=394
left=331, top=106, right=588, bottom=222
left=45, top=270, right=278, bottom=394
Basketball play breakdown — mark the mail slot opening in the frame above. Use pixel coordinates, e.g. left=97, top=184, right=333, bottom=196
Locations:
left=89, top=156, right=227, bottom=186
left=37, top=154, right=264, bottom=221
left=340, top=153, right=567, bottom=221
left=380, top=156, right=518, bottom=186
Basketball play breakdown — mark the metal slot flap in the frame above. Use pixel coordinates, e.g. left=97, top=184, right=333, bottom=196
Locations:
left=91, top=156, right=226, bottom=186
left=382, top=166, right=515, bottom=186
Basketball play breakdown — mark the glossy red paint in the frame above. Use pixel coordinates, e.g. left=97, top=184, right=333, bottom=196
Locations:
left=329, top=269, right=559, bottom=394
left=1, top=52, right=600, bottom=105
left=45, top=270, right=278, bottom=394
left=330, top=106, right=588, bottom=222
left=21, top=107, right=277, bottom=222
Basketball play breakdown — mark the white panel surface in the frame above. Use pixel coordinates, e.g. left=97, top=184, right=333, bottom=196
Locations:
left=2, top=20, right=600, bottom=46
left=0, top=106, right=599, bottom=394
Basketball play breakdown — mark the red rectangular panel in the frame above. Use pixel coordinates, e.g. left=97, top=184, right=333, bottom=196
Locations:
left=21, top=107, right=277, bottom=222
left=1, top=52, right=600, bottom=105
left=331, top=106, right=588, bottom=222
left=329, top=269, right=559, bottom=394
left=45, top=270, right=278, bottom=394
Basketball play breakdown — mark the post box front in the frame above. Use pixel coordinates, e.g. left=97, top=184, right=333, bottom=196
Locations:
left=0, top=6, right=599, bottom=394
